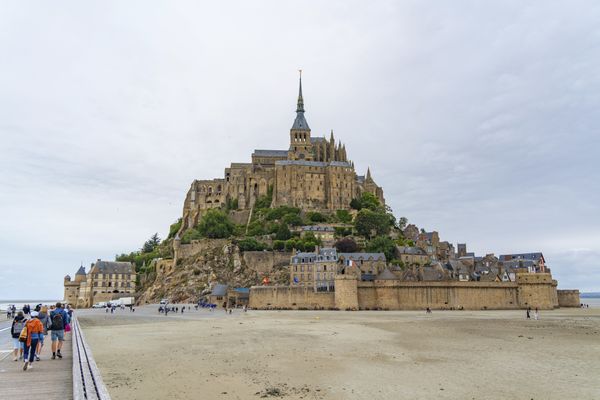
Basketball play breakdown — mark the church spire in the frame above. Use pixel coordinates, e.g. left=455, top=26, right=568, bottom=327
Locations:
left=291, top=70, right=310, bottom=130
left=296, top=70, right=304, bottom=113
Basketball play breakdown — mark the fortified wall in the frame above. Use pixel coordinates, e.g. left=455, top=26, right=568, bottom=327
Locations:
left=557, top=290, right=581, bottom=307
left=249, top=273, right=573, bottom=310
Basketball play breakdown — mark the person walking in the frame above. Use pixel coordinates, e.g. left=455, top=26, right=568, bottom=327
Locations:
left=526, top=307, right=531, bottom=319
left=23, top=311, right=44, bottom=371
left=36, top=306, right=51, bottom=361
left=534, top=307, right=540, bottom=320
left=49, top=302, right=70, bottom=360
left=10, top=311, right=26, bottom=361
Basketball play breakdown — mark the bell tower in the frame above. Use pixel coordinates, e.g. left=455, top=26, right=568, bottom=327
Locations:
left=289, top=70, right=313, bottom=160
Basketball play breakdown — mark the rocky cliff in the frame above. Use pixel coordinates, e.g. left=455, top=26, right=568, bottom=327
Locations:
left=136, top=240, right=289, bottom=304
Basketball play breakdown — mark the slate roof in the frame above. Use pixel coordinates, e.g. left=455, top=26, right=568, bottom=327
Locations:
left=396, top=246, right=427, bottom=255
left=211, top=284, right=228, bottom=297
left=252, top=150, right=289, bottom=158
left=277, top=160, right=328, bottom=167
left=232, top=287, right=249, bottom=299
left=292, top=248, right=338, bottom=263
left=498, top=252, right=544, bottom=262
left=93, top=260, right=135, bottom=274
left=275, top=160, right=352, bottom=168
left=338, top=252, right=386, bottom=261
left=302, top=225, right=335, bottom=232
left=310, top=137, right=326, bottom=143
left=76, top=266, right=86, bottom=275
left=292, top=111, right=310, bottom=130
left=376, top=269, right=398, bottom=280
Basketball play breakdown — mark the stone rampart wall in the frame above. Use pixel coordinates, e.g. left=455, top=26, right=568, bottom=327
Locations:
left=249, top=273, right=561, bottom=310
left=557, top=289, right=581, bottom=307
left=249, top=286, right=335, bottom=309
left=357, top=281, right=520, bottom=310
left=177, top=239, right=230, bottom=260
left=243, top=251, right=292, bottom=275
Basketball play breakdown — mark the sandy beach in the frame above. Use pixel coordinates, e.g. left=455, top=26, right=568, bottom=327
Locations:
left=78, top=307, right=600, bottom=400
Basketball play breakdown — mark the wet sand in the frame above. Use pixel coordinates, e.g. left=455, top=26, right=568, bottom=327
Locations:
left=78, top=307, right=600, bottom=400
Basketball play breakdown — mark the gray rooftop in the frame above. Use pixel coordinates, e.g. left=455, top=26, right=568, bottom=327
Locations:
left=211, top=284, right=229, bottom=297
left=252, top=149, right=289, bottom=158
left=75, top=265, right=86, bottom=275
left=499, top=252, right=544, bottom=261
left=375, top=269, right=398, bottom=280
left=93, top=260, right=135, bottom=274
left=338, top=252, right=386, bottom=261
left=276, top=160, right=352, bottom=168
left=396, top=246, right=427, bottom=255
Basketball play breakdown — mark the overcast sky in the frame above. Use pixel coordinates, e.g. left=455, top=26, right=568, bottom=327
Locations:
left=1, top=1, right=599, bottom=299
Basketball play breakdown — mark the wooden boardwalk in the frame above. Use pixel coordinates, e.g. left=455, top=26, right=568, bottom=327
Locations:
left=0, top=332, right=73, bottom=399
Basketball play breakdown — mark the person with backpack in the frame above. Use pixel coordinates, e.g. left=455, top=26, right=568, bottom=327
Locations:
left=11, top=311, right=26, bottom=361
left=49, top=302, right=70, bottom=360
left=36, top=306, right=51, bottom=361
left=22, top=311, right=44, bottom=371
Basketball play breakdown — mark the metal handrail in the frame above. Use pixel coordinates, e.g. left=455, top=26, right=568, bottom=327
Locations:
left=72, top=316, right=111, bottom=400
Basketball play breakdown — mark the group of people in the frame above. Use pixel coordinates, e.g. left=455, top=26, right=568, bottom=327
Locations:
left=9, top=302, right=72, bottom=371
left=525, top=307, right=540, bottom=320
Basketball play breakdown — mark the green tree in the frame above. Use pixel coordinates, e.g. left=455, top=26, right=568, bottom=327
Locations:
left=349, top=198, right=362, bottom=210
left=335, top=237, right=358, bottom=253
left=354, top=209, right=392, bottom=238
left=306, top=211, right=327, bottom=223
left=275, top=223, right=292, bottom=240
left=283, top=213, right=304, bottom=226
left=236, top=238, right=267, bottom=252
left=197, top=209, right=234, bottom=238
left=142, top=233, right=161, bottom=253
left=246, top=220, right=266, bottom=236
left=168, top=219, right=182, bottom=239
left=273, top=240, right=285, bottom=251
left=359, top=192, right=381, bottom=211
left=366, top=236, right=397, bottom=261
left=254, top=185, right=273, bottom=209
left=335, top=209, right=353, bottom=223
left=397, top=216, right=408, bottom=231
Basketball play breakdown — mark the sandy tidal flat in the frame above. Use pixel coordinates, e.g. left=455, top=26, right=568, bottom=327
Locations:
left=79, top=307, right=600, bottom=400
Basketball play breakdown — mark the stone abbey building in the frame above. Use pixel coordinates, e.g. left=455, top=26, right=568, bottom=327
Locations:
left=64, top=260, right=136, bottom=308
left=180, top=75, right=384, bottom=232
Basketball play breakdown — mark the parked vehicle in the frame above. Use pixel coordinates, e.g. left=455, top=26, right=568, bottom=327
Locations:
left=92, top=302, right=107, bottom=308
left=120, top=297, right=134, bottom=306
left=160, top=299, right=169, bottom=305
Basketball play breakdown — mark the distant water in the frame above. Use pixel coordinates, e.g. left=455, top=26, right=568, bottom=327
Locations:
left=0, top=300, right=60, bottom=312
left=581, top=297, right=600, bottom=308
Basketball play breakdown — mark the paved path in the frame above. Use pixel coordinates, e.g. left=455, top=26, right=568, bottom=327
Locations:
left=0, top=326, right=73, bottom=399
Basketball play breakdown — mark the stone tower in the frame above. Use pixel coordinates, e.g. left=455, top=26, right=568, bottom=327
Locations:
left=288, top=71, right=313, bottom=161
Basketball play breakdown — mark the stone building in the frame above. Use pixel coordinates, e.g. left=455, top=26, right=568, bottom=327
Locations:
left=290, top=248, right=338, bottom=291
left=396, top=246, right=429, bottom=266
left=63, top=260, right=136, bottom=308
left=498, top=252, right=547, bottom=273
left=179, top=75, right=385, bottom=233
left=337, top=252, right=387, bottom=278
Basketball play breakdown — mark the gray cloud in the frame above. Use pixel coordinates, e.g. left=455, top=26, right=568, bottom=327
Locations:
left=1, top=1, right=599, bottom=298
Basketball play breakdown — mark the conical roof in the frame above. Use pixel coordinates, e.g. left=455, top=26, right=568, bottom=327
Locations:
left=76, top=265, right=86, bottom=275
left=291, top=73, right=310, bottom=130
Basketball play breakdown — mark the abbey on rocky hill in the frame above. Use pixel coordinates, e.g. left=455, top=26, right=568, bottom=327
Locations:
left=180, top=74, right=384, bottom=231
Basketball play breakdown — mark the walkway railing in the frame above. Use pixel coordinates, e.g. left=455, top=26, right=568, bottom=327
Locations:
left=72, top=317, right=111, bottom=400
